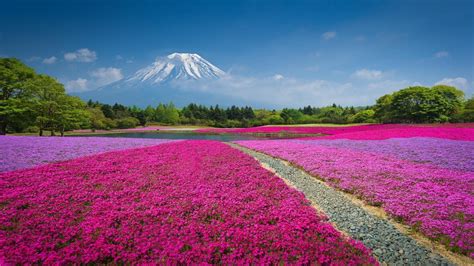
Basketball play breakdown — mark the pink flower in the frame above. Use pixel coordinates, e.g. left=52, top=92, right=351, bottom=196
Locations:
left=0, top=140, right=377, bottom=264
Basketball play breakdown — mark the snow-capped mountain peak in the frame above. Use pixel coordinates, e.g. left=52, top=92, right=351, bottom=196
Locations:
left=127, top=52, right=225, bottom=84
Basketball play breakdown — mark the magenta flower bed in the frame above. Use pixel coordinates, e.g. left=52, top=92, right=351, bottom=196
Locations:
left=236, top=140, right=474, bottom=257
left=315, top=127, right=474, bottom=141
left=0, top=140, right=377, bottom=264
left=197, top=124, right=407, bottom=135
left=198, top=124, right=474, bottom=141
left=0, top=136, right=178, bottom=172
left=297, top=138, right=474, bottom=172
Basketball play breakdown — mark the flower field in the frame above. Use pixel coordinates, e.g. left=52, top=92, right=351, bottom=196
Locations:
left=316, top=127, right=474, bottom=141
left=235, top=139, right=474, bottom=257
left=0, top=140, right=377, bottom=264
left=0, top=136, right=179, bottom=172
left=197, top=124, right=405, bottom=135
left=296, top=137, right=474, bottom=172
left=198, top=124, right=474, bottom=141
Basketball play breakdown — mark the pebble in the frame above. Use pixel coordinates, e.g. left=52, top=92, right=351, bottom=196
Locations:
left=230, top=143, right=453, bottom=265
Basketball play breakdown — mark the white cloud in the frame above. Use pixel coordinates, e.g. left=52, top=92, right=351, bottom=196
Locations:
left=65, top=67, right=123, bottom=93
left=367, top=79, right=411, bottom=91
left=66, top=78, right=88, bottom=92
left=42, top=56, right=57, bottom=64
left=352, top=69, right=384, bottom=80
left=176, top=74, right=415, bottom=107
left=272, top=74, right=284, bottom=80
left=115, top=55, right=123, bottom=60
left=171, top=74, right=374, bottom=107
left=435, top=77, right=468, bottom=90
left=434, top=51, right=449, bottom=58
left=64, top=48, right=97, bottom=62
left=321, top=31, right=336, bottom=40
left=90, top=67, right=123, bottom=86
left=355, top=35, right=366, bottom=42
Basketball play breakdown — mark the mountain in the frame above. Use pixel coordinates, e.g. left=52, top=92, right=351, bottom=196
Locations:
left=126, top=53, right=226, bottom=84
left=77, top=53, right=231, bottom=106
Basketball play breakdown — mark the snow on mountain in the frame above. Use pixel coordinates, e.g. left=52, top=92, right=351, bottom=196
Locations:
left=126, top=53, right=225, bottom=84
left=77, top=53, right=229, bottom=107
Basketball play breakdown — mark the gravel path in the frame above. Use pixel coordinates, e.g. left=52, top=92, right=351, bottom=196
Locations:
left=229, top=143, right=453, bottom=265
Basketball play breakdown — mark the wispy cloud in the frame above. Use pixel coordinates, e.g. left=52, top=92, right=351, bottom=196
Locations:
left=352, top=69, right=383, bottom=80
left=42, top=56, right=57, bottom=64
left=90, top=67, right=123, bottom=87
left=321, top=31, right=336, bottom=40
left=435, top=77, right=468, bottom=91
left=367, top=79, right=411, bottom=91
left=434, top=51, right=449, bottom=58
left=66, top=78, right=88, bottom=92
left=64, top=48, right=97, bottom=62
left=272, top=74, right=284, bottom=80
left=66, top=67, right=123, bottom=92
left=171, top=74, right=387, bottom=107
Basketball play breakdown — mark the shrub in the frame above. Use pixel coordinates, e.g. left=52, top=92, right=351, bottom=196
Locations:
left=115, top=117, right=139, bottom=129
left=23, top=126, right=40, bottom=133
left=349, top=110, right=375, bottom=123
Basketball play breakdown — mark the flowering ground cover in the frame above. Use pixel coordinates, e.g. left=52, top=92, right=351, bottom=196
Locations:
left=0, top=136, right=179, bottom=172
left=0, top=140, right=377, bottom=264
left=297, top=138, right=474, bottom=172
left=235, top=140, right=474, bottom=258
left=416, top=123, right=474, bottom=128
left=198, top=124, right=474, bottom=141
left=197, top=124, right=407, bottom=135
left=315, top=127, right=474, bottom=141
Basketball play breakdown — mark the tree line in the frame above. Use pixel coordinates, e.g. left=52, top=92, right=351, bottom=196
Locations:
left=1, top=58, right=473, bottom=135
left=85, top=101, right=256, bottom=129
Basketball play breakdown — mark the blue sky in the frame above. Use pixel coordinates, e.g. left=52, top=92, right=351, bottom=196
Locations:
left=1, top=0, right=473, bottom=107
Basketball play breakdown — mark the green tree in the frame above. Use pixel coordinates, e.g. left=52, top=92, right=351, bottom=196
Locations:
left=373, top=94, right=393, bottom=123
left=116, top=117, right=139, bottom=129
left=318, top=106, right=346, bottom=124
left=87, top=107, right=108, bottom=131
left=0, top=58, right=36, bottom=134
left=452, top=96, right=474, bottom=122
left=156, top=102, right=179, bottom=124
left=388, top=86, right=466, bottom=123
left=100, top=104, right=114, bottom=118
left=431, top=85, right=464, bottom=115
left=144, top=105, right=156, bottom=122
left=280, top=108, right=303, bottom=124
left=25, top=74, right=69, bottom=135
left=349, top=109, right=375, bottom=123
left=55, top=96, right=90, bottom=136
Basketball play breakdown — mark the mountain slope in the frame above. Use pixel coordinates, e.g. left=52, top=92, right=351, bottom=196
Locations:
left=125, top=53, right=225, bottom=85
